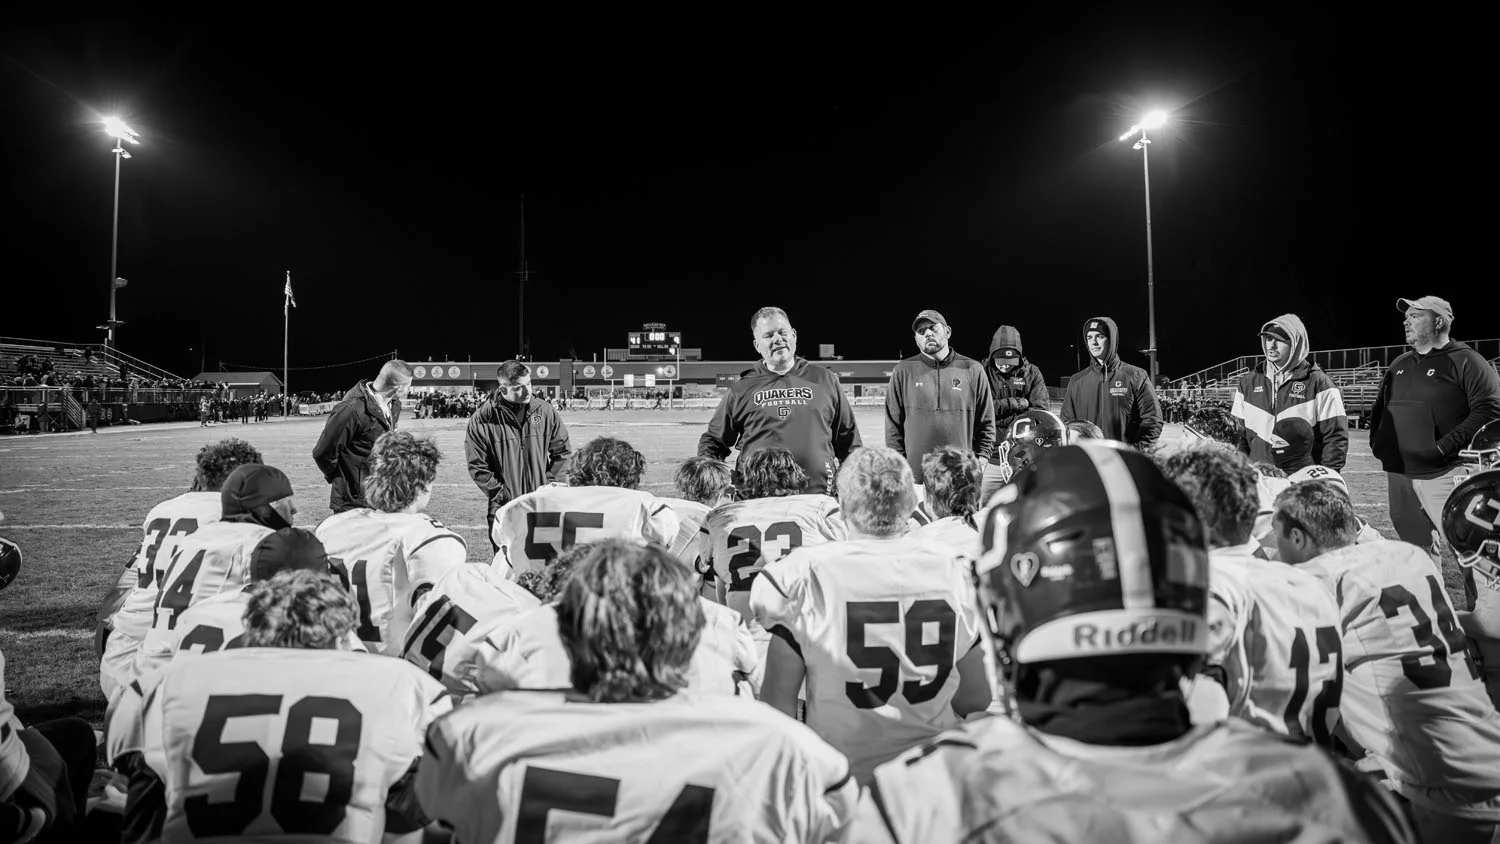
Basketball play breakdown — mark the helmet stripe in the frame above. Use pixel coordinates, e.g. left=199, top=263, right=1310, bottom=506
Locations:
left=1080, top=444, right=1155, bottom=609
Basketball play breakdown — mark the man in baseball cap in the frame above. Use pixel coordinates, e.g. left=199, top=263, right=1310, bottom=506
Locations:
left=886, top=308, right=996, bottom=484
left=1372, top=294, right=1500, bottom=562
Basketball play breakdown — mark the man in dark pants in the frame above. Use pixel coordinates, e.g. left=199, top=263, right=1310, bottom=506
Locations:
left=87, top=398, right=100, bottom=433
left=465, top=360, right=572, bottom=551
left=311, top=360, right=413, bottom=513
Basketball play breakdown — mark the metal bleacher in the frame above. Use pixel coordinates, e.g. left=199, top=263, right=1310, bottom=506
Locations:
left=1171, top=338, right=1500, bottom=424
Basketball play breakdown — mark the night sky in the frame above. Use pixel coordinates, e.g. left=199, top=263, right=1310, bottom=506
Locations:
left=1, top=14, right=1484, bottom=390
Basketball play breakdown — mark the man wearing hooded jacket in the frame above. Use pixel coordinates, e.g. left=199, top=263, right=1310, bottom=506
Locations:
left=1060, top=316, right=1161, bottom=449
left=1230, top=314, right=1348, bottom=473
left=982, top=325, right=1049, bottom=499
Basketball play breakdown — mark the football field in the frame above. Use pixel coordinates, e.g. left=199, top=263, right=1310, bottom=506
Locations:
left=0, top=408, right=1408, bottom=725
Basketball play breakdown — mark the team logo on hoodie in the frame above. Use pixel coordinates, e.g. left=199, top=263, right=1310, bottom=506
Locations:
left=1290, top=383, right=1305, bottom=398
left=754, top=386, right=813, bottom=408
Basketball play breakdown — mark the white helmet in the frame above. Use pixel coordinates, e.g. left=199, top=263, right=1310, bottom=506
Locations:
left=1287, top=464, right=1347, bottom=494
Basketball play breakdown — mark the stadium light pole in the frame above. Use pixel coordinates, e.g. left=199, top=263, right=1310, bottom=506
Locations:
left=103, top=117, right=139, bottom=350
left=1120, top=109, right=1168, bottom=383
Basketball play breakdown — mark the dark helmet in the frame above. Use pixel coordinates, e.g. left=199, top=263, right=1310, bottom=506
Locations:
left=1461, top=421, right=1500, bottom=472
left=972, top=442, right=1210, bottom=675
left=998, top=409, right=1068, bottom=482
left=1184, top=406, right=1242, bottom=447
left=0, top=535, right=21, bottom=591
left=1444, top=470, right=1500, bottom=587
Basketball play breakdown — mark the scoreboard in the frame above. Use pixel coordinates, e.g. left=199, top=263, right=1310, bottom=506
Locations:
left=628, top=323, right=681, bottom=358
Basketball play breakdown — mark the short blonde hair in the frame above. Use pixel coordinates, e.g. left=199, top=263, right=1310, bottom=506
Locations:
left=837, top=447, right=915, bottom=537
left=243, top=570, right=356, bottom=650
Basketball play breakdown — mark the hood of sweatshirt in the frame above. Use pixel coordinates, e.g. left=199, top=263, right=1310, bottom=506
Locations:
left=1261, top=314, right=1310, bottom=376
left=989, top=325, right=1025, bottom=360
left=1082, top=316, right=1120, bottom=371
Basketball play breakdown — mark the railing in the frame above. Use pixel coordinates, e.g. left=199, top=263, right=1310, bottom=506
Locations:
left=93, top=344, right=184, bottom=382
left=1174, top=338, right=1500, bottom=389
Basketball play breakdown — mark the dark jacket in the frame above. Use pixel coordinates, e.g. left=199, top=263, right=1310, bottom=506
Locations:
left=1230, top=314, right=1349, bottom=472
left=1370, top=340, right=1500, bottom=477
left=699, top=357, right=861, bottom=494
left=884, top=348, right=996, bottom=480
left=311, top=381, right=402, bottom=513
left=464, top=395, right=572, bottom=515
left=1060, top=316, right=1162, bottom=449
left=985, top=325, right=1050, bottom=465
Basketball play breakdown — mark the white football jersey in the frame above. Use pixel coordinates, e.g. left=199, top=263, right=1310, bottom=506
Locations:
left=490, top=486, right=680, bottom=577
left=1252, top=473, right=1291, bottom=546
left=115, top=648, right=450, bottom=843
left=469, top=600, right=756, bottom=698
left=1304, top=540, right=1500, bottom=814
left=132, top=521, right=274, bottom=682
left=417, top=690, right=857, bottom=844
left=696, top=494, right=845, bottom=626
left=101, top=491, right=222, bottom=698
left=657, top=496, right=713, bottom=569
left=1, top=649, right=29, bottom=802
left=750, top=536, right=983, bottom=784
left=907, top=515, right=978, bottom=555
left=400, top=563, right=540, bottom=695
left=855, top=718, right=1412, bottom=844
left=1206, top=547, right=1343, bottom=743
left=315, top=509, right=468, bottom=653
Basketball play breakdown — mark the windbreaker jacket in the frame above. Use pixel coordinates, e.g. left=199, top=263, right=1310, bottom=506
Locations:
left=985, top=326, right=1050, bottom=465
left=311, top=381, right=404, bottom=512
left=1059, top=316, right=1162, bottom=448
left=699, top=357, right=861, bottom=495
left=1230, top=314, right=1349, bottom=472
left=884, top=349, right=996, bottom=480
left=464, top=396, right=572, bottom=515
left=1370, top=340, right=1500, bottom=477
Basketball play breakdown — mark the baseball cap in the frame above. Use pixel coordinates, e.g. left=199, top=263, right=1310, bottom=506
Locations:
left=249, top=527, right=330, bottom=582
left=1259, top=322, right=1291, bottom=343
left=1397, top=296, right=1454, bottom=322
left=912, top=309, right=948, bottom=332
left=221, top=464, right=294, bottom=518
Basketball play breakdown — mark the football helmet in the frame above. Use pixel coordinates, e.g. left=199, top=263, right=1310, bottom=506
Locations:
left=997, top=409, right=1067, bottom=482
left=0, top=535, right=21, bottom=591
left=1444, top=469, right=1500, bottom=591
left=1183, top=406, right=1241, bottom=447
left=1287, top=464, right=1348, bottom=494
left=972, top=443, right=1211, bottom=709
left=1461, top=420, right=1500, bottom=471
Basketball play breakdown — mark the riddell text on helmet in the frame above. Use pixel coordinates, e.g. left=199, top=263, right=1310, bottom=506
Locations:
left=1073, top=618, right=1199, bottom=649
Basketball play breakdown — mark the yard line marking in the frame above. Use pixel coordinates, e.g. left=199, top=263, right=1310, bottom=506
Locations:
left=1, top=524, right=137, bottom=529
left=0, top=629, right=94, bottom=642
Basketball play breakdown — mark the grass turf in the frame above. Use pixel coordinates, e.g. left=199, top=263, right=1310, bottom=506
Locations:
left=0, top=409, right=1455, bottom=726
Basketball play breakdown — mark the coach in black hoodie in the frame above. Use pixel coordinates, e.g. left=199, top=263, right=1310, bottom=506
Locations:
left=1060, top=316, right=1161, bottom=449
left=982, top=325, right=1049, bottom=499
left=1371, top=296, right=1500, bottom=546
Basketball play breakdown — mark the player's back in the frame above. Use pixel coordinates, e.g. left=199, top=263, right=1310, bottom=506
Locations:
left=700, top=494, right=845, bottom=624
left=1304, top=541, right=1500, bottom=806
left=136, top=647, right=449, bottom=843
left=750, top=536, right=982, bottom=784
left=907, top=515, right=978, bottom=555
left=658, top=496, right=712, bottom=569
left=859, top=717, right=1412, bottom=844
left=401, top=563, right=540, bottom=694
left=102, top=492, right=223, bottom=696
left=316, top=508, right=467, bottom=652
left=134, top=520, right=272, bottom=678
left=491, top=486, right=679, bottom=577
left=416, top=690, right=857, bottom=844
left=469, top=599, right=752, bottom=697
left=114, top=492, right=225, bottom=638
left=1207, top=549, right=1343, bottom=744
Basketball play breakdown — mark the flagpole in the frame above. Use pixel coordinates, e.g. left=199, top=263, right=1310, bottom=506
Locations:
left=283, top=270, right=290, bottom=419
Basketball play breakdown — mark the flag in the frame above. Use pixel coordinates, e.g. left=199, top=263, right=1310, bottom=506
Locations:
left=284, top=271, right=297, bottom=315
